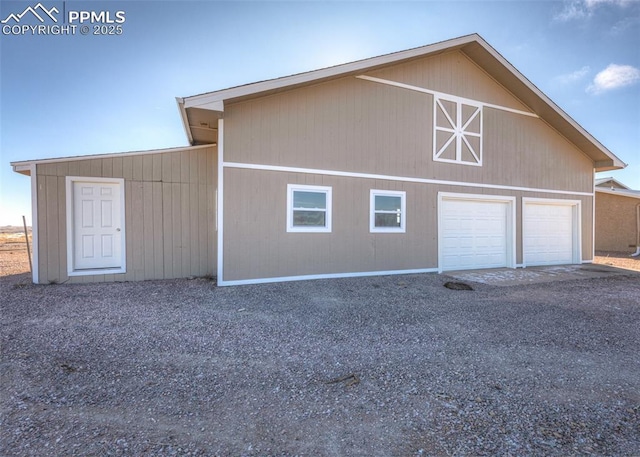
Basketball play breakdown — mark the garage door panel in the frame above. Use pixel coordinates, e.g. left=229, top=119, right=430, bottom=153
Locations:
left=440, top=198, right=511, bottom=271
left=524, top=202, right=577, bottom=266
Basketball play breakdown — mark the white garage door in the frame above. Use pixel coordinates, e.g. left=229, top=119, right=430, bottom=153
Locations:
left=439, top=196, right=513, bottom=271
left=523, top=201, right=578, bottom=266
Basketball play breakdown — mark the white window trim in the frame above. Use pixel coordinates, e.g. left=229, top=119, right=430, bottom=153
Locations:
left=66, top=176, right=126, bottom=276
left=286, top=184, right=332, bottom=233
left=370, top=190, right=406, bottom=233
left=433, top=95, right=483, bottom=167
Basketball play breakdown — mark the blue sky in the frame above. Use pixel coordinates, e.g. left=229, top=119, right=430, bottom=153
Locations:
left=1, top=0, right=639, bottom=226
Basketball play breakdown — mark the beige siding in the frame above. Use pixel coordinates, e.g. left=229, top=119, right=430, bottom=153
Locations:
left=595, top=192, right=640, bottom=252
left=224, top=50, right=593, bottom=194
left=368, top=50, right=531, bottom=112
left=222, top=167, right=593, bottom=281
left=34, top=147, right=217, bottom=284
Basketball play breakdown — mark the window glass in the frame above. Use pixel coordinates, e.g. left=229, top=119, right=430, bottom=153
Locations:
left=293, top=191, right=326, bottom=210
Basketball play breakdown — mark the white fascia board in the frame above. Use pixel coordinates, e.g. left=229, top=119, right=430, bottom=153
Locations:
left=9, top=144, right=214, bottom=169
left=175, top=97, right=194, bottom=145
left=181, top=34, right=480, bottom=108
left=475, top=40, right=626, bottom=170
left=12, top=163, right=32, bottom=175
left=183, top=99, right=224, bottom=111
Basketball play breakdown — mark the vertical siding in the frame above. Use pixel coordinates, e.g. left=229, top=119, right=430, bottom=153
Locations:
left=224, top=50, right=593, bottom=194
left=35, top=146, right=217, bottom=284
left=223, top=168, right=436, bottom=281
left=222, top=167, right=593, bottom=281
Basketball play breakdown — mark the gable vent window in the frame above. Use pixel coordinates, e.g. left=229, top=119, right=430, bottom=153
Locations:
left=433, top=96, right=482, bottom=166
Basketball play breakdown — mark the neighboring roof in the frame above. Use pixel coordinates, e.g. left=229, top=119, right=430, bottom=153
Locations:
left=595, top=186, right=640, bottom=200
left=178, top=33, right=625, bottom=172
left=595, top=177, right=631, bottom=190
left=10, top=144, right=213, bottom=176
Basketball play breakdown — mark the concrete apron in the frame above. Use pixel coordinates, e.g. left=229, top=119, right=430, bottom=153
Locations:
left=446, top=264, right=640, bottom=287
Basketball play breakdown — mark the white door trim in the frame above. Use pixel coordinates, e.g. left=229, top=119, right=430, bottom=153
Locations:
left=522, top=197, right=582, bottom=267
left=66, top=176, right=126, bottom=276
left=438, top=192, right=517, bottom=273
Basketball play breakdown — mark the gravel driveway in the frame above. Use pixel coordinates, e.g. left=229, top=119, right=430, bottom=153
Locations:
left=1, top=270, right=639, bottom=456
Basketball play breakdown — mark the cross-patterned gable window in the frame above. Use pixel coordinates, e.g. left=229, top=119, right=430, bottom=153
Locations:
left=433, top=96, right=482, bottom=166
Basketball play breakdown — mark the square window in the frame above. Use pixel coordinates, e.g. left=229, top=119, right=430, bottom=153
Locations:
left=287, top=184, right=332, bottom=232
left=370, top=190, right=406, bottom=233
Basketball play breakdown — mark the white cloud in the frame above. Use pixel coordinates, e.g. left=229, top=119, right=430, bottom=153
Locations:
left=555, top=66, right=591, bottom=84
left=555, top=0, right=632, bottom=21
left=587, top=64, right=640, bottom=94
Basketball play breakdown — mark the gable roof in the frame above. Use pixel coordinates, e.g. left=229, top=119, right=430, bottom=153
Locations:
left=595, top=187, right=640, bottom=200
left=595, top=177, right=631, bottom=190
left=595, top=177, right=640, bottom=199
left=10, top=144, right=213, bottom=176
left=177, top=33, right=625, bottom=172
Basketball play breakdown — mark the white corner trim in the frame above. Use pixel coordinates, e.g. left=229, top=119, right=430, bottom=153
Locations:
left=65, top=176, right=126, bottom=277
left=223, top=161, right=594, bottom=197
left=217, top=267, right=439, bottom=286
left=592, top=172, right=596, bottom=262
left=217, top=119, right=225, bottom=285
left=437, top=192, right=517, bottom=273
left=30, top=164, right=39, bottom=284
left=356, top=75, right=539, bottom=119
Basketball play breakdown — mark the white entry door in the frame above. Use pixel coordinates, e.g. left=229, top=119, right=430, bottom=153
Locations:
left=439, top=194, right=515, bottom=271
left=523, top=199, right=580, bottom=266
left=70, top=180, right=124, bottom=271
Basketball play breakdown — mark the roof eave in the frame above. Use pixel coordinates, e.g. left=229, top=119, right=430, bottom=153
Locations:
left=180, top=33, right=625, bottom=171
left=11, top=163, right=32, bottom=176
left=182, top=34, right=481, bottom=109
left=9, top=144, right=214, bottom=171
left=459, top=38, right=626, bottom=172
left=594, top=159, right=627, bottom=173
left=595, top=187, right=640, bottom=199
left=176, top=97, right=194, bottom=146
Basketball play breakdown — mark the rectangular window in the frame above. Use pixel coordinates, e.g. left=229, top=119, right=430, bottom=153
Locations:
left=287, top=184, right=332, bottom=232
left=370, top=190, right=406, bottom=233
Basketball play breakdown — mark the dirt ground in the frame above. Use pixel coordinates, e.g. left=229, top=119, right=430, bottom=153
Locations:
left=1, top=226, right=639, bottom=456
left=0, top=227, right=32, bottom=277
